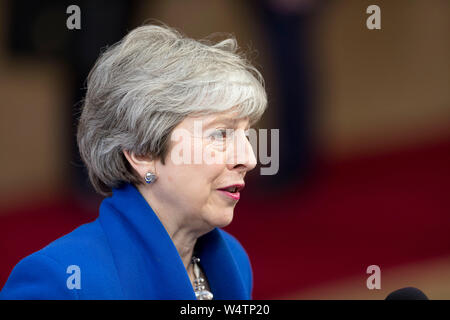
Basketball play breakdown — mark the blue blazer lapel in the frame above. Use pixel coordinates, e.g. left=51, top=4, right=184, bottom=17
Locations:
left=196, top=229, right=248, bottom=299
left=99, top=184, right=195, bottom=299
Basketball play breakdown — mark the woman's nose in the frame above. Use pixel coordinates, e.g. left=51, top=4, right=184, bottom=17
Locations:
left=226, top=129, right=257, bottom=172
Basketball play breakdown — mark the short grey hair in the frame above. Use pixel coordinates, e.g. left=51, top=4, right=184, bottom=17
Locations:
left=77, top=23, right=267, bottom=196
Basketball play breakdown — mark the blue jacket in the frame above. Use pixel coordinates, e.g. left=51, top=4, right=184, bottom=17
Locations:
left=0, top=183, right=253, bottom=299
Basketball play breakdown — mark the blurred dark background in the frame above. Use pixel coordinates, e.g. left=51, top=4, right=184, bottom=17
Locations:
left=1, top=0, right=449, bottom=299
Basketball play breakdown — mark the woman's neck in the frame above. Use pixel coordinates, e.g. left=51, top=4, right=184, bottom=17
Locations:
left=137, top=184, right=210, bottom=270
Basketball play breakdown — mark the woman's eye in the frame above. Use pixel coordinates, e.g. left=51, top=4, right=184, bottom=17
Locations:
left=211, top=129, right=228, bottom=141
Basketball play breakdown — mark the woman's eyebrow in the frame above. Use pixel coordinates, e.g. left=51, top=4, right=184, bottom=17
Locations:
left=206, top=117, right=238, bottom=127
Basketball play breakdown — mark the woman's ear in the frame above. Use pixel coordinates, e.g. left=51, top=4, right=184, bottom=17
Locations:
left=122, top=150, right=156, bottom=178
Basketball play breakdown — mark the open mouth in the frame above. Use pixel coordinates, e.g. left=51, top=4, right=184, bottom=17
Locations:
left=222, top=186, right=238, bottom=193
left=217, top=189, right=240, bottom=200
left=217, top=185, right=243, bottom=201
left=217, top=184, right=244, bottom=193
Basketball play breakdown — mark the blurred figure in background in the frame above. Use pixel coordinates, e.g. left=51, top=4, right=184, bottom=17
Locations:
left=250, top=0, right=318, bottom=190
left=6, top=0, right=137, bottom=204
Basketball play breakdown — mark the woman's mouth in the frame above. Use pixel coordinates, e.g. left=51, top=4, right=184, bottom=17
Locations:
left=217, top=189, right=240, bottom=201
left=217, top=184, right=244, bottom=201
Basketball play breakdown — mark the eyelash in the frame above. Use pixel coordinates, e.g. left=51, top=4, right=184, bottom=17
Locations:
left=210, top=128, right=251, bottom=141
left=210, top=129, right=229, bottom=141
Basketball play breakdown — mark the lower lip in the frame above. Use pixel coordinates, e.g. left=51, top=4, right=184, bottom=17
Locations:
left=218, top=190, right=240, bottom=201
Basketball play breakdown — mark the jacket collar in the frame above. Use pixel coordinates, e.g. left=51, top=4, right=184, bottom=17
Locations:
left=99, top=182, right=247, bottom=299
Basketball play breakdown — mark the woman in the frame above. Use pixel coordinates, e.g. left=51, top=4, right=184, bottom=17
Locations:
left=0, top=24, right=267, bottom=299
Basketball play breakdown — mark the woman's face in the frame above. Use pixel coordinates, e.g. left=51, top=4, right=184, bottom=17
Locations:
left=152, top=109, right=257, bottom=231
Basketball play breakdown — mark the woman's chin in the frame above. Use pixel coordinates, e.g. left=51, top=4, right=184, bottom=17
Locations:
left=210, top=210, right=234, bottom=229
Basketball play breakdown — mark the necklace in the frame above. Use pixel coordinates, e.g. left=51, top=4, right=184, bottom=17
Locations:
left=191, top=256, right=213, bottom=300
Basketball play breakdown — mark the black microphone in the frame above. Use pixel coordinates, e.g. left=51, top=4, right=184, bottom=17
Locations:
left=385, top=287, right=429, bottom=300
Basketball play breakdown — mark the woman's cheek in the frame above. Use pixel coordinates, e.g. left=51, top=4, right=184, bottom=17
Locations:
left=203, top=143, right=227, bottom=165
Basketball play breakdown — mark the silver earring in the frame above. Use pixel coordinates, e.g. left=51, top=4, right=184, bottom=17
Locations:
left=145, top=172, right=157, bottom=184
